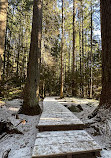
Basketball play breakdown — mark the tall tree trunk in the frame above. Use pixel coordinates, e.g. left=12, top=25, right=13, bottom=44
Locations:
left=88, top=43, right=90, bottom=98
left=79, top=23, right=82, bottom=97
left=3, top=26, right=7, bottom=78
left=16, top=33, right=20, bottom=77
left=0, top=0, right=8, bottom=80
left=84, top=31, right=87, bottom=97
left=78, top=10, right=82, bottom=97
left=68, top=45, right=71, bottom=73
left=99, top=0, right=111, bottom=108
left=72, top=0, right=76, bottom=96
left=81, top=0, right=84, bottom=98
left=88, top=0, right=111, bottom=119
left=60, top=0, right=64, bottom=98
left=89, top=0, right=93, bottom=98
left=21, top=0, right=43, bottom=115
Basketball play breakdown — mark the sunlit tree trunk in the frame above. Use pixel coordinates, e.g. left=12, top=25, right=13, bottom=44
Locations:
left=60, top=0, right=64, bottom=98
left=21, top=0, right=43, bottom=115
left=72, top=0, right=76, bottom=96
left=81, top=0, right=84, bottom=97
left=78, top=9, right=82, bottom=97
left=42, top=79, right=45, bottom=98
left=0, top=0, right=8, bottom=80
left=16, top=32, right=20, bottom=77
left=89, top=0, right=93, bottom=98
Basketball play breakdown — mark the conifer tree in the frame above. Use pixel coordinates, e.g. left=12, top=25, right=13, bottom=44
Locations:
left=21, top=0, right=43, bottom=115
left=72, top=0, right=76, bottom=96
left=60, top=0, right=64, bottom=98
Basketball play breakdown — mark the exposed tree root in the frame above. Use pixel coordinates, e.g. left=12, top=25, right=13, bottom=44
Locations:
left=18, top=104, right=42, bottom=116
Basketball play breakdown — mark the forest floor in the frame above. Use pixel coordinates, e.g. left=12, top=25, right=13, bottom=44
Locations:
left=0, top=99, right=41, bottom=158
left=57, top=97, right=111, bottom=158
left=0, top=97, right=111, bottom=158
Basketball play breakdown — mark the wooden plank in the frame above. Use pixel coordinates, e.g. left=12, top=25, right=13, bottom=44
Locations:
left=38, top=97, right=84, bottom=131
left=32, top=130, right=101, bottom=158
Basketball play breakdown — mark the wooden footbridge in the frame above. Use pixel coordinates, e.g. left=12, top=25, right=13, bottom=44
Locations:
left=32, top=97, right=101, bottom=158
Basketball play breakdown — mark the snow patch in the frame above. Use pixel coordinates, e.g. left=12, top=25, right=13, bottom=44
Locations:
left=0, top=99, right=40, bottom=158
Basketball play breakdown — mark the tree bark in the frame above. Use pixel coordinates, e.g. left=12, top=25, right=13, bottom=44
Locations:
left=78, top=10, right=82, bottom=97
left=72, top=0, right=76, bottom=96
left=81, top=0, right=84, bottom=98
left=60, top=0, right=64, bottom=98
left=21, top=0, right=43, bottom=115
left=0, top=0, right=8, bottom=80
left=88, top=0, right=111, bottom=119
left=99, top=0, right=111, bottom=108
left=3, top=27, right=7, bottom=78
left=89, top=0, right=93, bottom=98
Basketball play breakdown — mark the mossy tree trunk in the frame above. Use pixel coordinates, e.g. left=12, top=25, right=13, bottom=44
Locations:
left=22, top=0, right=43, bottom=115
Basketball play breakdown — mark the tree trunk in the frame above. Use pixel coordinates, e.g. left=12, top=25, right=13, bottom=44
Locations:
left=99, top=0, right=111, bottom=108
left=3, top=27, right=7, bottom=78
left=78, top=10, right=82, bottom=97
left=81, top=0, right=84, bottom=98
left=89, top=0, right=93, bottom=98
left=16, top=33, right=20, bottom=77
left=72, top=0, right=76, bottom=96
left=0, top=0, right=8, bottom=80
left=60, top=0, right=64, bottom=98
left=88, top=0, right=111, bottom=119
left=21, top=0, right=43, bottom=115
left=42, top=80, right=45, bottom=98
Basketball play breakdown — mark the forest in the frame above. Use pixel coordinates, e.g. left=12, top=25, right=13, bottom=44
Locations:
left=0, top=0, right=111, bottom=158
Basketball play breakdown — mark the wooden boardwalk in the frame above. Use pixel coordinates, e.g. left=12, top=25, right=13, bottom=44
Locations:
left=32, top=97, right=101, bottom=158
left=32, top=130, right=101, bottom=158
left=38, top=97, right=84, bottom=131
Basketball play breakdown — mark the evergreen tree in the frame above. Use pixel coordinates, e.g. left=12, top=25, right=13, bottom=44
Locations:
left=21, top=0, right=43, bottom=115
left=72, top=0, right=76, bottom=96
left=60, top=0, right=64, bottom=98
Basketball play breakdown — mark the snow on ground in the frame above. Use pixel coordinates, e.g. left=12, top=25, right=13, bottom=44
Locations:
left=0, top=99, right=40, bottom=158
left=0, top=97, right=111, bottom=158
left=57, top=97, right=111, bottom=158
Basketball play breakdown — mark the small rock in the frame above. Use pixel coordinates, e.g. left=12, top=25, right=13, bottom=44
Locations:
left=64, top=104, right=68, bottom=107
left=103, top=148, right=107, bottom=150
left=77, top=104, right=83, bottom=111
left=68, top=104, right=81, bottom=112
